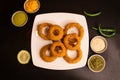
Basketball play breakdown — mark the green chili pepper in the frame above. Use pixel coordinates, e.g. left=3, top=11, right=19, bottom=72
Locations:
left=92, top=26, right=116, bottom=32
left=98, top=25, right=116, bottom=38
left=84, top=11, right=102, bottom=17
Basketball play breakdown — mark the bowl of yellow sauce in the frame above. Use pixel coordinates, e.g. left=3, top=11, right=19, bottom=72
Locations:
left=11, top=11, right=28, bottom=27
left=24, top=0, right=40, bottom=13
left=88, top=54, right=106, bottom=72
left=90, top=36, right=108, bottom=53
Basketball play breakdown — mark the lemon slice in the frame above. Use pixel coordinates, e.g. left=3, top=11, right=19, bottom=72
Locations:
left=17, top=50, right=30, bottom=64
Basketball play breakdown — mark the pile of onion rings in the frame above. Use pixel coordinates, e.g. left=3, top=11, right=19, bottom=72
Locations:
left=37, top=22, right=84, bottom=64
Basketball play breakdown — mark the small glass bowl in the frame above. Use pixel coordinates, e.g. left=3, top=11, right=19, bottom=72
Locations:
left=88, top=54, right=106, bottom=72
left=24, top=0, right=40, bottom=13
left=11, top=11, right=28, bottom=27
left=90, top=36, right=108, bottom=53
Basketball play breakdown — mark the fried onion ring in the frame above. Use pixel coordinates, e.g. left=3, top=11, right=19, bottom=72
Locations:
left=64, top=22, right=84, bottom=40
left=63, top=48, right=82, bottom=64
left=48, top=25, right=64, bottom=41
left=38, top=23, right=52, bottom=40
left=63, top=33, right=80, bottom=50
left=40, top=44, right=57, bottom=62
left=50, top=41, right=67, bottom=57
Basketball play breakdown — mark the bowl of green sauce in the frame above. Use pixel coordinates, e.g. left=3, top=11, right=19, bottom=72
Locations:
left=88, top=54, right=106, bottom=72
left=12, top=11, right=28, bottom=27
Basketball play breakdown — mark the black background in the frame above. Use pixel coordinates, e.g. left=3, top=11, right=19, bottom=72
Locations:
left=1, top=0, right=120, bottom=80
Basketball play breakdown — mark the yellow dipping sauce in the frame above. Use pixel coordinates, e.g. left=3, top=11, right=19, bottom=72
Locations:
left=12, top=11, right=28, bottom=27
left=88, top=55, right=105, bottom=72
left=24, top=0, right=40, bottom=13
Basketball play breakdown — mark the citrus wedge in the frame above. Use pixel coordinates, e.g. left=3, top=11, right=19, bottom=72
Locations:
left=17, top=50, right=30, bottom=64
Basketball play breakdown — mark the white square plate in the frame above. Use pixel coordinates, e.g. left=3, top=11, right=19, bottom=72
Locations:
left=31, top=13, right=89, bottom=70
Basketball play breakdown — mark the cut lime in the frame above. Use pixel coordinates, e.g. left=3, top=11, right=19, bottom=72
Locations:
left=17, top=50, right=30, bottom=64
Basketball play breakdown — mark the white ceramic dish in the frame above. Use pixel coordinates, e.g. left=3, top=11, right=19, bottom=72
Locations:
left=31, top=12, right=89, bottom=70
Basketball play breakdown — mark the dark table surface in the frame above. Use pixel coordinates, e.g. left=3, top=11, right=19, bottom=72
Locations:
left=1, top=0, right=120, bottom=80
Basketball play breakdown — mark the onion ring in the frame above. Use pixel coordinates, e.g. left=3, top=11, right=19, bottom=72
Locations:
left=40, top=44, right=57, bottom=62
left=63, top=33, right=80, bottom=50
left=48, top=25, right=64, bottom=41
left=37, top=23, right=52, bottom=40
left=64, top=22, right=84, bottom=40
left=50, top=41, right=67, bottom=57
left=63, top=48, right=82, bottom=64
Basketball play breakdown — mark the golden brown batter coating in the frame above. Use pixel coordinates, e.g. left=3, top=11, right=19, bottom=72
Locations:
left=48, top=25, right=64, bottom=41
left=50, top=41, right=67, bottom=57
left=40, top=44, right=57, bottom=62
left=38, top=23, right=52, bottom=40
left=63, top=48, right=82, bottom=64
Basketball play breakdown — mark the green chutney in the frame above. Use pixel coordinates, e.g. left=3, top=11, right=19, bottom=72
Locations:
left=12, top=11, right=28, bottom=27
left=89, top=55, right=105, bottom=72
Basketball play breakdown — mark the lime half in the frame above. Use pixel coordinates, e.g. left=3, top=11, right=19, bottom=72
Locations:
left=17, top=50, right=30, bottom=64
